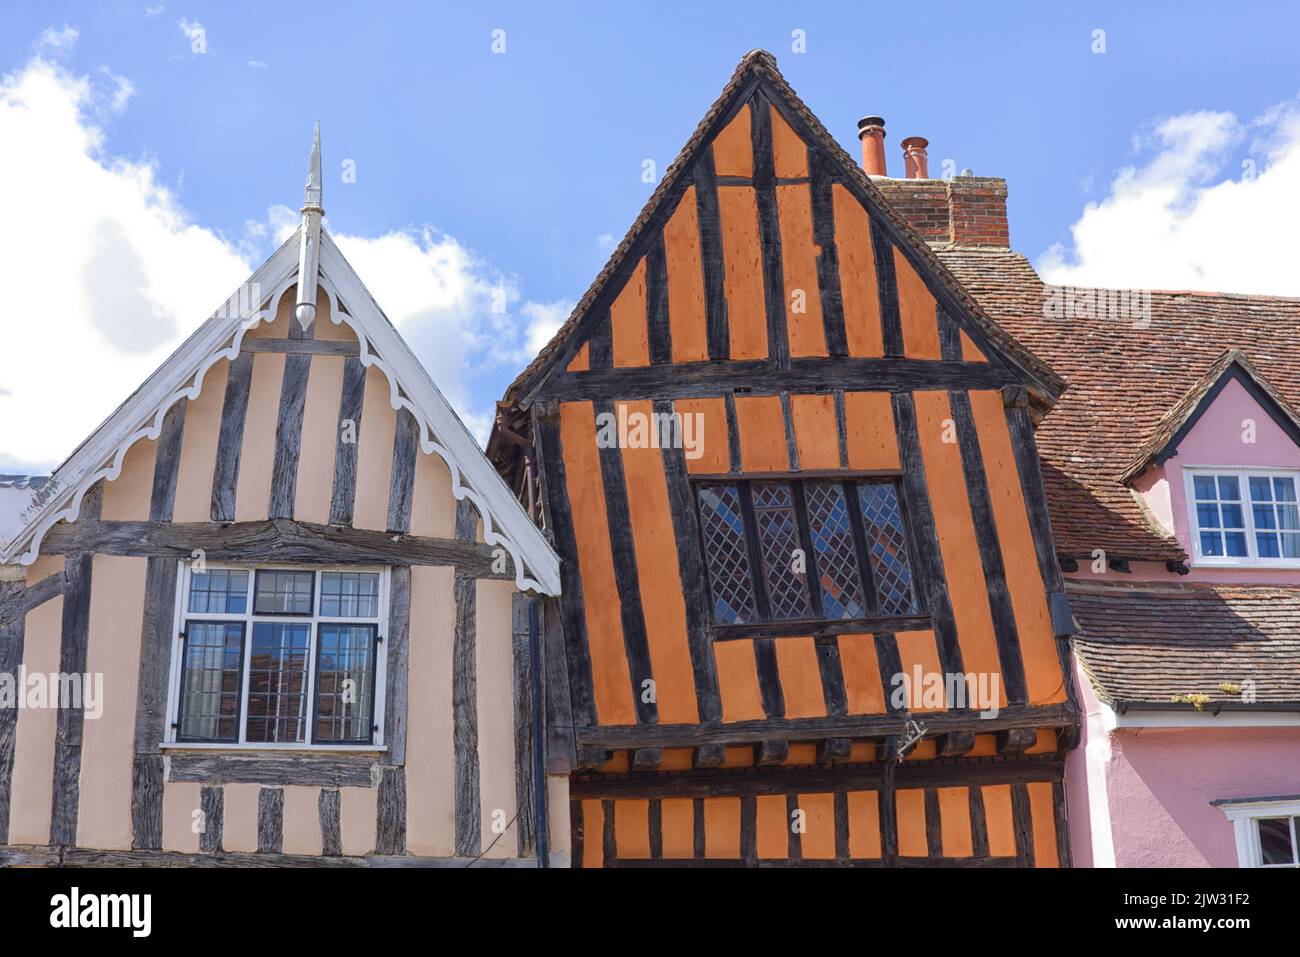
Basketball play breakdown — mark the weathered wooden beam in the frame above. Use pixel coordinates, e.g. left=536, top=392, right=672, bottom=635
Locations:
left=319, top=788, right=342, bottom=857
left=645, top=232, right=672, bottom=364
left=540, top=597, right=577, bottom=774
left=386, top=408, right=419, bottom=534
left=149, top=400, right=187, bottom=522
left=130, top=754, right=164, bottom=849
left=328, top=355, right=366, bottom=526
left=631, top=747, right=663, bottom=770
left=693, top=147, right=729, bottom=361
left=0, top=580, right=30, bottom=841
left=383, top=565, right=411, bottom=765
left=257, top=787, right=284, bottom=854
left=211, top=351, right=253, bottom=522
left=540, top=357, right=1018, bottom=403
left=577, top=703, right=1076, bottom=752
left=997, top=727, right=1039, bottom=755
left=36, top=846, right=537, bottom=868
left=268, top=353, right=311, bottom=519
left=241, top=337, right=360, bottom=356
left=1011, top=782, right=1034, bottom=866
left=809, top=147, right=847, bottom=357
left=751, top=90, right=790, bottom=369
left=200, top=785, right=224, bottom=853
left=693, top=744, right=726, bottom=769
left=452, top=499, right=481, bottom=859
left=166, top=752, right=377, bottom=788
left=39, top=519, right=513, bottom=576
left=869, top=218, right=904, bottom=357
left=375, top=766, right=406, bottom=855
left=510, top=592, right=536, bottom=857
left=575, top=746, right=611, bottom=771
left=816, top=737, right=853, bottom=763
left=0, top=572, right=64, bottom=630
left=755, top=740, right=789, bottom=766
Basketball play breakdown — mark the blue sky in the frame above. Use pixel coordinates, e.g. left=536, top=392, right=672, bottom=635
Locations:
left=3, top=1, right=1300, bottom=469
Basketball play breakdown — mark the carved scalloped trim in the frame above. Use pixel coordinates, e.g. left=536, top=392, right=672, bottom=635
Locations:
left=16, top=275, right=545, bottom=593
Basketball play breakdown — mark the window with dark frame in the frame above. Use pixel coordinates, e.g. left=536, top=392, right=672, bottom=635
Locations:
left=174, top=567, right=384, bottom=747
left=695, top=477, right=922, bottom=632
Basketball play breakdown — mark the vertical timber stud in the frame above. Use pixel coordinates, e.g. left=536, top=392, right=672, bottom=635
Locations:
left=695, top=147, right=730, bottom=360
left=870, top=220, right=904, bottom=358
left=645, top=232, right=672, bottom=364
left=375, top=766, right=406, bottom=855
left=453, top=499, right=482, bottom=857
left=511, top=592, right=537, bottom=856
left=383, top=565, right=411, bottom=764
left=593, top=399, right=658, bottom=725
left=257, top=786, right=284, bottom=854
left=211, top=351, right=253, bottom=522
left=135, top=402, right=185, bottom=848
left=328, top=355, right=366, bottom=527
left=969, top=785, right=990, bottom=857
left=891, top=393, right=964, bottom=677
left=532, top=402, right=598, bottom=728
left=1053, top=779, right=1072, bottom=868
left=949, top=391, right=1028, bottom=704
left=268, top=353, right=311, bottom=519
left=1011, top=782, right=1035, bottom=867
left=319, top=788, right=342, bottom=857
left=809, top=144, right=848, bottom=357
left=199, top=786, right=224, bottom=853
left=751, top=91, right=790, bottom=369
left=656, top=399, right=722, bottom=722
left=0, top=580, right=29, bottom=843
left=50, top=483, right=101, bottom=848
left=387, top=408, right=419, bottom=534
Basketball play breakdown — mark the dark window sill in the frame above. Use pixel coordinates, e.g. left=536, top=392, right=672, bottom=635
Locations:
left=712, top=614, right=932, bottom=641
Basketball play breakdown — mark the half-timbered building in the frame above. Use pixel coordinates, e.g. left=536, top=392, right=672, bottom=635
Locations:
left=491, top=51, right=1079, bottom=867
left=0, top=128, right=563, bottom=866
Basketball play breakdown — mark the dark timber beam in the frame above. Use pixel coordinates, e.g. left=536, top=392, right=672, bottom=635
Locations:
left=39, top=519, right=515, bottom=577
left=997, top=727, right=1039, bottom=755
left=0, top=572, right=64, bottom=630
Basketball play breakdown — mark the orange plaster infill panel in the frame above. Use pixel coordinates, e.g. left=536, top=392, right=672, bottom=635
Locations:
left=773, top=636, right=826, bottom=719
left=664, top=186, right=709, bottom=363
left=733, top=394, right=788, bottom=472
left=713, top=639, right=765, bottom=722
left=676, top=397, right=729, bottom=475
left=913, top=390, right=1007, bottom=708
left=567, top=342, right=590, bottom=373
left=960, top=329, right=987, bottom=362
left=611, top=256, right=650, bottom=368
left=619, top=401, right=699, bottom=724
left=969, top=734, right=998, bottom=757
left=1028, top=781, right=1060, bottom=867
left=982, top=784, right=1017, bottom=857
left=838, top=633, right=886, bottom=715
left=784, top=743, right=818, bottom=766
left=847, top=791, right=882, bottom=858
left=893, top=629, right=944, bottom=712
left=798, top=792, right=836, bottom=860
left=894, top=247, right=941, bottom=360
left=717, top=186, right=768, bottom=360
left=769, top=104, right=809, bottom=179
left=615, top=798, right=652, bottom=859
left=352, top=364, right=398, bottom=532
left=409, top=451, right=455, bottom=539
left=789, top=393, right=839, bottom=471
left=895, top=788, right=929, bottom=857
left=233, top=352, right=285, bottom=523
left=1027, top=729, right=1059, bottom=754
left=171, top=358, right=228, bottom=522
left=581, top=800, right=605, bottom=868
left=969, top=389, right=1066, bottom=705
left=776, top=184, right=827, bottom=358
left=832, top=184, right=882, bottom=357
left=703, top=797, right=741, bottom=859
left=904, top=739, right=937, bottom=761
left=100, top=435, right=157, bottom=521
left=937, top=787, right=974, bottom=857
left=756, top=794, right=788, bottom=859
left=661, top=798, right=694, bottom=858
left=711, top=106, right=753, bottom=178
left=5, top=596, right=62, bottom=844
left=559, top=402, right=635, bottom=725
left=843, top=391, right=900, bottom=471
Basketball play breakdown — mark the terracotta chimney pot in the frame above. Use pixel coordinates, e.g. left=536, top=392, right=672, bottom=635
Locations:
left=901, top=136, right=930, bottom=179
left=857, top=116, right=887, bottom=176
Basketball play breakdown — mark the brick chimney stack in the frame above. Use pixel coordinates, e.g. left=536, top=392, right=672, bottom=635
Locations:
left=857, top=116, right=887, bottom=176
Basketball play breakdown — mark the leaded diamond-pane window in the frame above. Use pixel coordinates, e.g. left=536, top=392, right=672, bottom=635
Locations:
left=694, top=477, right=922, bottom=628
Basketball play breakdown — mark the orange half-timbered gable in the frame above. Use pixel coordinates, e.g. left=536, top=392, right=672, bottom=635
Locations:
left=492, top=51, right=1077, bottom=867
left=0, top=132, right=562, bottom=867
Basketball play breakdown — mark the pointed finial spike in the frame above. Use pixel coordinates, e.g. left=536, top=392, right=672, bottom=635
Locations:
left=304, top=120, right=323, bottom=212
left=296, top=122, right=324, bottom=330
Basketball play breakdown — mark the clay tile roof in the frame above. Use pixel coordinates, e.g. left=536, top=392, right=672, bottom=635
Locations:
left=501, top=50, right=1063, bottom=413
left=938, top=247, right=1300, bottom=562
left=1068, top=580, right=1300, bottom=708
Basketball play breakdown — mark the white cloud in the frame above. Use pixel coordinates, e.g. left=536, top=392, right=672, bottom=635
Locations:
left=145, top=5, right=165, bottom=17
left=0, top=48, right=555, bottom=470
left=1038, top=99, right=1300, bottom=296
left=34, top=26, right=78, bottom=57
left=519, top=299, right=574, bottom=359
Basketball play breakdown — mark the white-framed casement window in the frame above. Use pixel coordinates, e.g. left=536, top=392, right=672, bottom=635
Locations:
left=1184, top=468, right=1300, bottom=566
left=1219, top=797, right=1300, bottom=867
left=164, top=563, right=389, bottom=749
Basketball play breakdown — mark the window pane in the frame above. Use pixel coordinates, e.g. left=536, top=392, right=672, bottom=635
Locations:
left=1220, top=504, right=1244, bottom=529
left=188, top=569, right=249, bottom=614
left=1224, top=531, right=1248, bottom=557
left=1218, top=476, right=1240, bottom=500
left=696, top=484, right=758, bottom=625
left=752, top=483, right=813, bottom=621
left=1196, top=504, right=1220, bottom=529
left=320, top=571, right=380, bottom=618
left=1258, top=817, right=1295, bottom=866
left=177, top=622, right=243, bottom=741
left=1192, top=475, right=1217, bottom=500
left=1249, top=476, right=1273, bottom=502
left=1275, top=477, right=1298, bottom=502
left=1258, top=532, right=1281, bottom=559
left=314, top=624, right=376, bottom=743
left=1253, top=504, right=1277, bottom=530
left=857, top=482, right=918, bottom=616
left=253, top=570, right=315, bottom=615
left=1284, top=533, right=1300, bottom=559
left=1200, top=531, right=1224, bottom=556
left=1279, top=504, right=1300, bottom=531
left=245, top=622, right=311, bottom=743
left=804, top=482, right=866, bottom=619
